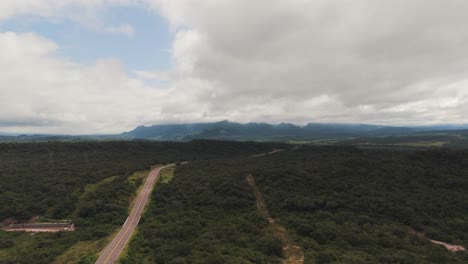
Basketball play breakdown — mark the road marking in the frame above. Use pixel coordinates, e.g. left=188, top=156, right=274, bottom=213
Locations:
left=100, top=174, right=148, bottom=263
left=102, top=193, right=144, bottom=263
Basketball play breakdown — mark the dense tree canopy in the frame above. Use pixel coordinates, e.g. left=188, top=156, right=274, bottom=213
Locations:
left=0, top=140, right=280, bottom=264
left=2, top=141, right=468, bottom=263
left=124, top=146, right=468, bottom=263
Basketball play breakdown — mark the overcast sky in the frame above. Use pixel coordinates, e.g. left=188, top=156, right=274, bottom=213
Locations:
left=1, top=0, right=468, bottom=134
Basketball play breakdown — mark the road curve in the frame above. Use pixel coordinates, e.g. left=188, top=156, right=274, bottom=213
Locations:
left=95, top=164, right=174, bottom=264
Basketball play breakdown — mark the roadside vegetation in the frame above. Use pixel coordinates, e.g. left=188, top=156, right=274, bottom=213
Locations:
left=159, top=167, right=176, bottom=184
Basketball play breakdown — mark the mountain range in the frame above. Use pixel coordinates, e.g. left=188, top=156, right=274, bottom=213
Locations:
left=120, top=121, right=468, bottom=141
left=1, top=121, right=468, bottom=142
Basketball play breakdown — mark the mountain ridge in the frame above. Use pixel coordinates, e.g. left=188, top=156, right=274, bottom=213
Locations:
left=121, top=121, right=468, bottom=141
left=2, top=121, right=468, bottom=142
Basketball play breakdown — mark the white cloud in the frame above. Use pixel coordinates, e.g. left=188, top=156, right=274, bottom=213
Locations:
left=2, top=0, right=468, bottom=134
left=144, top=0, right=468, bottom=126
left=135, top=70, right=170, bottom=81
left=105, top=24, right=135, bottom=37
left=0, top=31, right=171, bottom=134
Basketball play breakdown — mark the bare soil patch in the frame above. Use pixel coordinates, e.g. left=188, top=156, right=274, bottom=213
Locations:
left=1, top=223, right=74, bottom=233
left=410, top=229, right=466, bottom=252
left=429, top=240, right=466, bottom=252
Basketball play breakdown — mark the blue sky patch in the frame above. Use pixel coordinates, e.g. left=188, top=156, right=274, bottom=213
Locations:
left=0, top=5, right=173, bottom=73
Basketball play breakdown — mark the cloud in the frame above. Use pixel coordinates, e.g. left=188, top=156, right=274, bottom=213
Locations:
left=0, top=31, right=171, bottom=134
left=0, top=30, right=228, bottom=134
left=2, top=0, right=468, bottom=134
left=135, top=70, right=171, bottom=81
left=145, top=0, right=468, bottom=126
left=105, top=24, right=135, bottom=37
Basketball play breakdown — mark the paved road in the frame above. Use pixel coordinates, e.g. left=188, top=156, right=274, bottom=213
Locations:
left=95, top=164, right=174, bottom=264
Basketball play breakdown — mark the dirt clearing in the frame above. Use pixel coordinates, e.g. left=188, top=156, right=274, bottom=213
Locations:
left=247, top=175, right=304, bottom=264
left=410, top=229, right=466, bottom=252
left=1, top=223, right=74, bottom=233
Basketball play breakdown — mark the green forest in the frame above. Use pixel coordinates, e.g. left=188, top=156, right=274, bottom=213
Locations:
left=1, top=141, right=468, bottom=263
left=123, top=146, right=468, bottom=263
left=0, top=140, right=280, bottom=264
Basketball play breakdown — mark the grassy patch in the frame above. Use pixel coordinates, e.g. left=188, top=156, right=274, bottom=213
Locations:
left=127, top=170, right=150, bottom=214
left=127, top=171, right=148, bottom=185
left=85, top=176, right=119, bottom=194
left=396, top=141, right=448, bottom=147
left=52, top=240, right=100, bottom=264
left=54, top=170, right=149, bottom=264
left=0, top=231, right=30, bottom=261
left=159, top=166, right=175, bottom=184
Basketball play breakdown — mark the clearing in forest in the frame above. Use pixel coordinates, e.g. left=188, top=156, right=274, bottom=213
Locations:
left=246, top=175, right=304, bottom=264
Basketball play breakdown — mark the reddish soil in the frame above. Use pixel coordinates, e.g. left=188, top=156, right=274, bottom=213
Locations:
left=1, top=224, right=75, bottom=233
left=429, top=239, right=466, bottom=252
left=410, top=229, right=466, bottom=252
left=247, top=175, right=304, bottom=264
left=2, top=227, right=73, bottom=232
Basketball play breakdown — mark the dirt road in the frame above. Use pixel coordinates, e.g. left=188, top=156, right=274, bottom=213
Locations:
left=430, top=239, right=466, bottom=252
left=410, top=229, right=466, bottom=252
left=247, top=175, right=304, bottom=264
left=95, top=164, right=174, bottom=264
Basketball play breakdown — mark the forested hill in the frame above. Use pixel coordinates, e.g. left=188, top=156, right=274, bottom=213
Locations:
left=121, top=120, right=468, bottom=141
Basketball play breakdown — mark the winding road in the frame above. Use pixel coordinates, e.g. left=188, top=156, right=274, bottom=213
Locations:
left=95, top=164, right=174, bottom=264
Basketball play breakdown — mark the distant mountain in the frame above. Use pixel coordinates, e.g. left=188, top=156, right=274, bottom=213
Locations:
left=2, top=121, right=468, bottom=143
left=122, top=121, right=461, bottom=141
left=413, top=124, right=468, bottom=131
left=121, top=122, right=230, bottom=140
